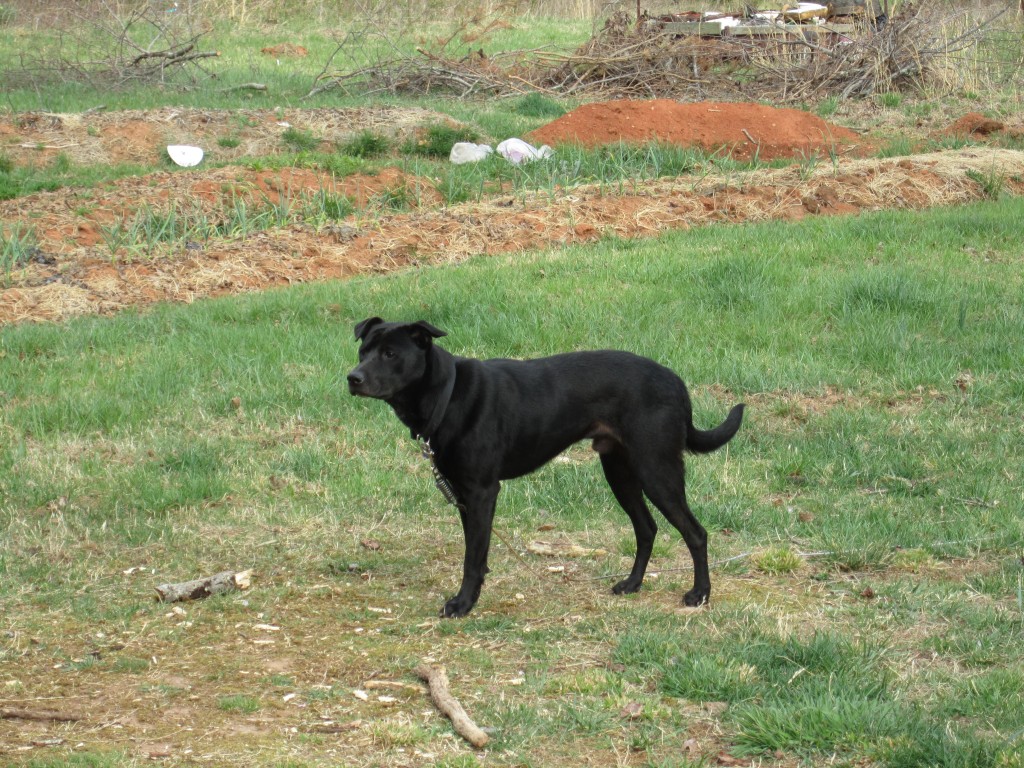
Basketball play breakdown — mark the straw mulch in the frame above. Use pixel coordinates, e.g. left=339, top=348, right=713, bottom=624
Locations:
left=3, top=147, right=1022, bottom=325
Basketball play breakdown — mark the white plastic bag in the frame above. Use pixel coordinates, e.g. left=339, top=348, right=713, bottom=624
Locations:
left=496, top=138, right=554, bottom=165
left=449, top=142, right=493, bottom=164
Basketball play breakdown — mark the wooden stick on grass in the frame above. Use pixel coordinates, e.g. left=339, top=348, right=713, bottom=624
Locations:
left=154, top=569, right=251, bottom=603
left=414, top=665, right=489, bottom=749
left=1, top=708, right=82, bottom=722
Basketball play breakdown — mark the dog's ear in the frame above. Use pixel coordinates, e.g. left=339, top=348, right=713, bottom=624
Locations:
left=353, top=316, right=384, bottom=341
left=407, top=320, right=447, bottom=348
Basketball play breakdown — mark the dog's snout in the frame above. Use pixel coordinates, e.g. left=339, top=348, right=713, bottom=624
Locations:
left=347, top=369, right=365, bottom=388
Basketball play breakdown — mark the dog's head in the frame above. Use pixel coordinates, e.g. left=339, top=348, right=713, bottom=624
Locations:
left=347, top=317, right=447, bottom=399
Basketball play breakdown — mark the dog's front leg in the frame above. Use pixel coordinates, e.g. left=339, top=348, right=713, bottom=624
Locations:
left=442, top=482, right=500, bottom=618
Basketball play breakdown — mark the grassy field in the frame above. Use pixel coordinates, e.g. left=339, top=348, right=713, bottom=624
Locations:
left=2, top=3, right=1024, bottom=766
left=2, top=198, right=1023, bottom=766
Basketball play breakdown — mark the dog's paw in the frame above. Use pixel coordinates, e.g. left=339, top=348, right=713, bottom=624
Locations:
left=682, top=588, right=710, bottom=607
left=440, top=596, right=474, bottom=618
left=612, top=578, right=642, bottom=595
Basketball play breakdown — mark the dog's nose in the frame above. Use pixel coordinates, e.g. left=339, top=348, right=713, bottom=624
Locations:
left=347, top=370, right=364, bottom=387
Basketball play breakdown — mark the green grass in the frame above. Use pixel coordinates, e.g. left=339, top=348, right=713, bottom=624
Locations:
left=0, top=153, right=153, bottom=201
left=512, top=92, right=568, bottom=119
left=340, top=129, right=391, bottom=158
left=1, top=222, right=37, bottom=285
left=429, top=141, right=715, bottom=206
left=93, top=188, right=359, bottom=261
left=280, top=126, right=322, bottom=152
left=401, top=122, right=481, bottom=158
left=217, top=694, right=262, bottom=713
left=2, top=198, right=1024, bottom=765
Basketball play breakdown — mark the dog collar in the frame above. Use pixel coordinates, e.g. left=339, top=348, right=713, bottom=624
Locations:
left=413, top=357, right=457, bottom=443
left=418, top=437, right=463, bottom=509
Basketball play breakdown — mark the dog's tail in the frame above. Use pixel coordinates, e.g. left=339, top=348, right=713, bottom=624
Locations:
left=686, top=403, right=745, bottom=454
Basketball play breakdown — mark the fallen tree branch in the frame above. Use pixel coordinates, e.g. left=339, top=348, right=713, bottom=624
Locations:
left=219, top=82, right=268, bottom=92
left=155, top=569, right=252, bottom=603
left=415, top=665, right=489, bottom=749
left=1, top=708, right=82, bottom=722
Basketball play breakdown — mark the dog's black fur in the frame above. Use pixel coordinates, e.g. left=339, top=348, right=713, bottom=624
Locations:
left=347, top=317, right=745, bottom=618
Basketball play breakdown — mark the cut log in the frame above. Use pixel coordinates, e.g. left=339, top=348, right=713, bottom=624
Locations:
left=415, top=665, right=489, bottom=749
left=154, top=569, right=251, bottom=603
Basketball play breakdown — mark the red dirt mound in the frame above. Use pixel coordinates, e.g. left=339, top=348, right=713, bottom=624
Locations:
left=527, top=99, right=861, bottom=161
left=946, top=112, right=1006, bottom=137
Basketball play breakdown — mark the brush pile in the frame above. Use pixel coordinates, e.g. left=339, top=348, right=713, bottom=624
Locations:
left=309, top=2, right=1018, bottom=102
left=8, top=2, right=218, bottom=89
left=740, top=2, right=1019, bottom=100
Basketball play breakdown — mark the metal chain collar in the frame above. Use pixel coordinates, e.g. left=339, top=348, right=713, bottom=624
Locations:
left=419, top=439, right=463, bottom=510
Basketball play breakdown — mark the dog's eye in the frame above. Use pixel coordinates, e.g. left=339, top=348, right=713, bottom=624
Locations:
left=381, top=348, right=396, bottom=360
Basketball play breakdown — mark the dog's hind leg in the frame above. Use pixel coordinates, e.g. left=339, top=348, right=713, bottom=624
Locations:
left=442, top=482, right=500, bottom=619
left=600, top=450, right=658, bottom=595
left=636, top=458, right=711, bottom=607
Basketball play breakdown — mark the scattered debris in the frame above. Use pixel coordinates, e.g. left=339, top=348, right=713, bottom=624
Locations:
left=450, top=138, right=554, bottom=164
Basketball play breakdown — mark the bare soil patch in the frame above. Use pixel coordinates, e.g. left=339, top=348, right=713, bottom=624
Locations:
left=2, top=105, right=1023, bottom=325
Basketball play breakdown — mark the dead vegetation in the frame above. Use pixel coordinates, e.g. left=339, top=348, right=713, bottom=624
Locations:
left=310, top=1, right=1023, bottom=102
left=6, top=1, right=219, bottom=89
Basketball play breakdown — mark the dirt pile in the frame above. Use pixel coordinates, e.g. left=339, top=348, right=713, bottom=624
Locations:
left=945, top=112, right=1023, bottom=140
left=527, top=100, right=862, bottom=161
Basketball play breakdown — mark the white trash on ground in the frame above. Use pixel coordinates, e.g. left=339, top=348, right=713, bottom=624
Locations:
left=449, top=142, right=494, bottom=164
left=449, top=138, right=554, bottom=165
left=166, top=145, right=204, bottom=167
left=496, top=138, right=554, bottom=164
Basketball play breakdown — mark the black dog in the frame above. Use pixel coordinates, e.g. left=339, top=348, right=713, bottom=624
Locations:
left=347, top=318, right=744, bottom=618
